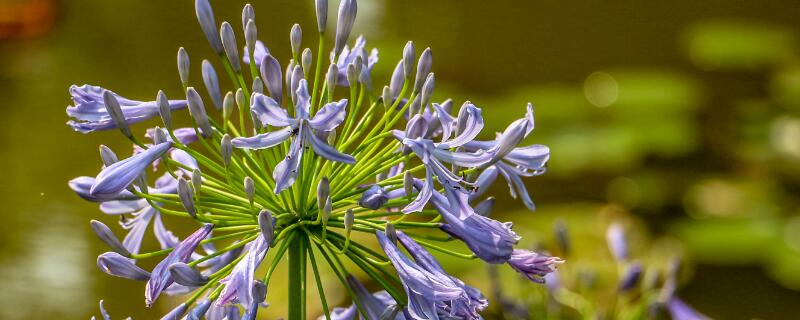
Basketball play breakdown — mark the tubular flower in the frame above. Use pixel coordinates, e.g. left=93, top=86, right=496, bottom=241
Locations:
left=67, top=0, right=552, bottom=318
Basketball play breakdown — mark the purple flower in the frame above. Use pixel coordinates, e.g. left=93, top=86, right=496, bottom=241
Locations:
left=396, top=231, right=487, bottom=318
left=332, top=36, right=378, bottom=87
left=667, top=298, right=710, bottom=320
left=506, top=249, right=563, bottom=284
left=145, top=224, right=213, bottom=306
left=69, top=176, right=137, bottom=202
left=618, top=262, right=642, bottom=292
left=606, top=223, right=628, bottom=261
left=323, top=275, right=404, bottom=320
left=161, top=303, right=188, bottom=320
left=217, top=234, right=270, bottom=307
left=97, top=252, right=151, bottom=281
left=232, top=80, right=355, bottom=193
left=242, top=40, right=269, bottom=66
left=377, top=230, right=466, bottom=320
left=66, top=85, right=187, bottom=133
left=426, top=182, right=519, bottom=263
left=90, top=142, right=173, bottom=198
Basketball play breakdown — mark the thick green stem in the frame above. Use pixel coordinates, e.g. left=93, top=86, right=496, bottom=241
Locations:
left=288, top=232, right=306, bottom=320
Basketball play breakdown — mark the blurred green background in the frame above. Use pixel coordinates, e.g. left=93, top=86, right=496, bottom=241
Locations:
left=2, top=0, right=800, bottom=318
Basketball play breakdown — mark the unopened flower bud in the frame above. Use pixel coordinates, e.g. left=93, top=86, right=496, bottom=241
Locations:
left=301, top=48, right=312, bottom=75
left=390, top=61, right=404, bottom=98
left=90, top=220, right=131, bottom=256
left=359, top=185, right=387, bottom=209
left=241, top=4, right=254, bottom=29
left=252, top=280, right=267, bottom=304
left=382, top=86, right=392, bottom=109
left=403, top=171, right=413, bottom=198
left=178, top=179, right=196, bottom=218
left=414, top=47, right=432, bottom=93
left=408, top=95, right=421, bottom=116
left=186, top=87, right=212, bottom=137
left=344, top=209, right=354, bottom=236
left=402, top=41, right=415, bottom=77
left=235, top=88, right=245, bottom=113
left=260, top=54, right=283, bottom=104
left=220, top=22, right=241, bottom=72
left=221, top=134, right=233, bottom=167
left=245, top=19, right=257, bottom=55
left=285, top=59, right=295, bottom=95
left=169, top=262, right=208, bottom=286
left=102, top=91, right=131, bottom=139
left=223, top=91, right=235, bottom=122
left=290, top=65, right=304, bottom=104
left=244, top=176, right=255, bottom=204
left=177, top=47, right=190, bottom=86
left=315, top=0, right=328, bottom=33
left=152, top=126, right=168, bottom=145
left=317, top=177, right=330, bottom=210
left=326, top=129, right=337, bottom=145
left=97, top=252, right=150, bottom=281
left=191, top=169, right=202, bottom=193
left=157, top=90, right=172, bottom=129
left=195, top=0, right=223, bottom=54
left=290, top=24, right=302, bottom=57
left=385, top=221, right=397, bottom=245
left=202, top=60, right=223, bottom=110
left=99, top=145, right=118, bottom=167
left=252, top=76, right=264, bottom=94
left=346, top=63, right=358, bottom=88
left=326, top=63, right=338, bottom=97
left=606, top=223, right=627, bottom=262
left=359, top=65, right=373, bottom=93
left=258, top=210, right=274, bottom=246
left=419, top=73, right=435, bottom=110
left=334, top=0, right=357, bottom=56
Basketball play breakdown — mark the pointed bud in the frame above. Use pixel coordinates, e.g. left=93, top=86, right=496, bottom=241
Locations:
left=245, top=19, right=257, bottom=56
left=157, top=90, right=172, bottom=129
left=285, top=59, right=295, bottom=95
left=169, top=262, right=208, bottom=287
left=402, top=41, right=415, bottom=77
left=290, top=24, right=302, bottom=57
left=191, top=169, right=203, bottom=193
left=260, top=54, right=283, bottom=104
left=315, top=0, right=328, bottom=33
left=177, top=47, right=190, bottom=86
left=382, top=86, right=392, bottom=109
left=91, top=220, right=131, bottom=256
left=554, top=219, right=570, bottom=255
left=324, top=196, right=333, bottom=219
left=223, top=91, right=235, bottom=122
left=403, top=171, right=413, bottom=197
left=102, top=91, right=131, bottom=139
left=317, top=177, right=330, bottom=210
left=408, top=95, right=421, bottom=116
left=244, top=176, right=255, bottom=204
left=250, top=106, right=263, bottom=132
left=334, top=0, right=358, bottom=56
left=413, top=47, right=432, bottom=93
left=385, top=221, right=397, bottom=245
left=405, top=114, right=429, bottom=140
left=220, top=22, right=241, bottom=72
left=195, top=0, right=223, bottom=54
left=97, top=252, right=151, bottom=281
left=326, top=129, right=337, bottom=145
left=178, top=179, right=196, bottom=218
left=326, top=63, right=338, bottom=97
left=344, top=209, right=354, bottom=236
left=186, top=87, right=212, bottom=137
left=252, top=76, right=264, bottom=94
left=474, top=197, right=495, bottom=217
left=242, top=4, right=255, bottom=28
left=290, top=65, right=304, bottom=104
left=221, top=134, right=233, bottom=167
left=258, top=210, right=274, bottom=246
left=235, top=88, right=246, bottom=114
left=353, top=55, right=364, bottom=76
left=201, top=60, right=223, bottom=110
left=301, top=48, right=312, bottom=74
left=152, top=127, right=168, bottom=145
left=390, top=61, right=405, bottom=98
left=359, top=65, right=373, bottom=93
left=491, top=117, right=528, bottom=162
left=606, top=223, right=628, bottom=261
left=346, top=63, right=358, bottom=88
left=99, top=145, right=118, bottom=167
left=419, top=73, right=435, bottom=110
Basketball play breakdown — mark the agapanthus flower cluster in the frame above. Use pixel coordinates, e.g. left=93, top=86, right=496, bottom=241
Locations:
left=67, top=0, right=560, bottom=319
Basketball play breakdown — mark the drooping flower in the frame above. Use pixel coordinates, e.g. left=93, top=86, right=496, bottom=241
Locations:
left=506, top=249, right=563, bottom=284
left=145, top=224, right=214, bottom=306
left=324, top=275, right=405, bottom=320
left=90, top=142, right=173, bottom=198
left=377, top=230, right=466, bottom=320
left=97, top=252, right=151, bottom=281
left=66, top=85, right=188, bottom=133
left=217, top=234, right=270, bottom=307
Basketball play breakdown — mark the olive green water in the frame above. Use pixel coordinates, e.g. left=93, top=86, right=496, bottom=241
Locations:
left=2, top=0, right=800, bottom=318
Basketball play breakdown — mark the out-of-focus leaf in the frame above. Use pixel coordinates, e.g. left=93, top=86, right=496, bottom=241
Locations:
left=685, top=20, right=795, bottom=71
left=672, top=218, right=780, bottom=264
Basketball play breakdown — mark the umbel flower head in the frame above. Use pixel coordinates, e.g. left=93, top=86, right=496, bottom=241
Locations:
left=66, top=0, right=560, bottom=318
